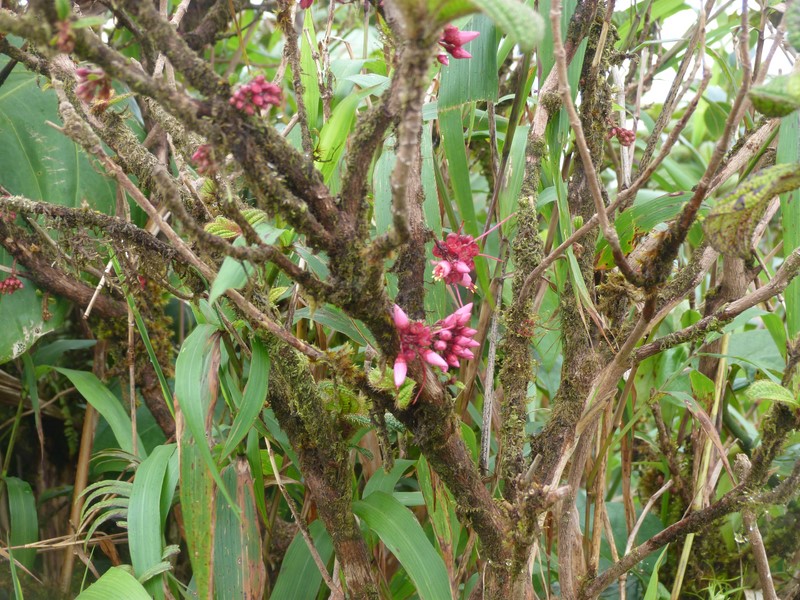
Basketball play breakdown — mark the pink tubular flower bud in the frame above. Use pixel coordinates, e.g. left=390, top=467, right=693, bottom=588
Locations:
left=393, top=356, right=408, bottom=388
left=422, top=350, right=449, bottom=370
left=449, top=47, right=472, bottom=60
left=392, top=304, right=410, bottom=329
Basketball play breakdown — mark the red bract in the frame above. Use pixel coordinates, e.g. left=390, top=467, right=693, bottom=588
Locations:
left=229, top=75, right=282, bottom=116
left=300, top=0, right=313, bottom=8
left=438, top=25, right=480, bottom=66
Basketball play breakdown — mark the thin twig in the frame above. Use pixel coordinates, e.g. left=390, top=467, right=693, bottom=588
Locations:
left=550, top=0, right=642, bottom=286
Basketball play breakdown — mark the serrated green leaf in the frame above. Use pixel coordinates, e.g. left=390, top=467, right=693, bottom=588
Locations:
left=745, top=380, right=797, bottom=406
left=241, top=208, right=268, bottom=226
left=204, top=216, right=241, bottom=239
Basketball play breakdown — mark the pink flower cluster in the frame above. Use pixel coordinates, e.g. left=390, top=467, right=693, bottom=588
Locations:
left=191, top=144, right=215, bottom=175
left=432, top=232, right=480, bottom=290
left=229, top=75, right=282, bottom=116
left=431, top=303, right=480, bottom=369
left=75, top=67, right=112, bottom=104
left=608, top=126, right=636, bottom=147
left=0, top=275, right=23, bottom=295
left=392, top=303, right=478, bottom=388
left=437, top=25, right=480, bottom=66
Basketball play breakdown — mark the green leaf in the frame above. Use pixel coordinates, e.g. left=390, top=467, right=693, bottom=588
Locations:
left=643, top=547, right=669, bottom=600
left=689, top=370, right=715, bottom=405
left=111, top=253, right=173, bottom=417
left=745, top=380, right=798, bottom=406
left=373, top=137, right=396, bottom=237
left=32, top=339, right=96, bottom=366
left=271, top=520, right=333, bottom=600
left=749, top=72, right=800, bottom=118
left=0, top=282, right=68, bottom=365
left=54, top=368, right=146, bottom=458
left=222, top=337, right=270, bottom=458
left=0, top=54, right=116, bottom=214
left=439, top=15, right=498, bottom=109
left=779, top=113, right=800, bottom=336
left=788, top=0, right=800, bottom=51
left=5, top=476, right=38, bottom=571
left=174, top=325, right=238, bottom=511
left=179, top=442, right=215, bottom=598
left=354, top=491, right=452, bottom=600
left=363, top=459, right=416, bottom=498
left=597, top=191, right=691, bottom=269
left=315, top=87, right=374, bottom=184
left=128, top=444, right=177, bottom=598
left=703, top=163, right=800, bottom=259
left=76, top=567, right=151, bottom=600
left=213, top=458, right=266, bottom=599
left=293, top=305, right=377, bottom=347
left=301, top=9, right=320, bottom=133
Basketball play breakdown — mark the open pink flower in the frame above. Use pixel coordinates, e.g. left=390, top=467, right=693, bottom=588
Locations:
left=438, top=25, right=480, bottom=66
left=431, top=232, right=480, bottom=290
